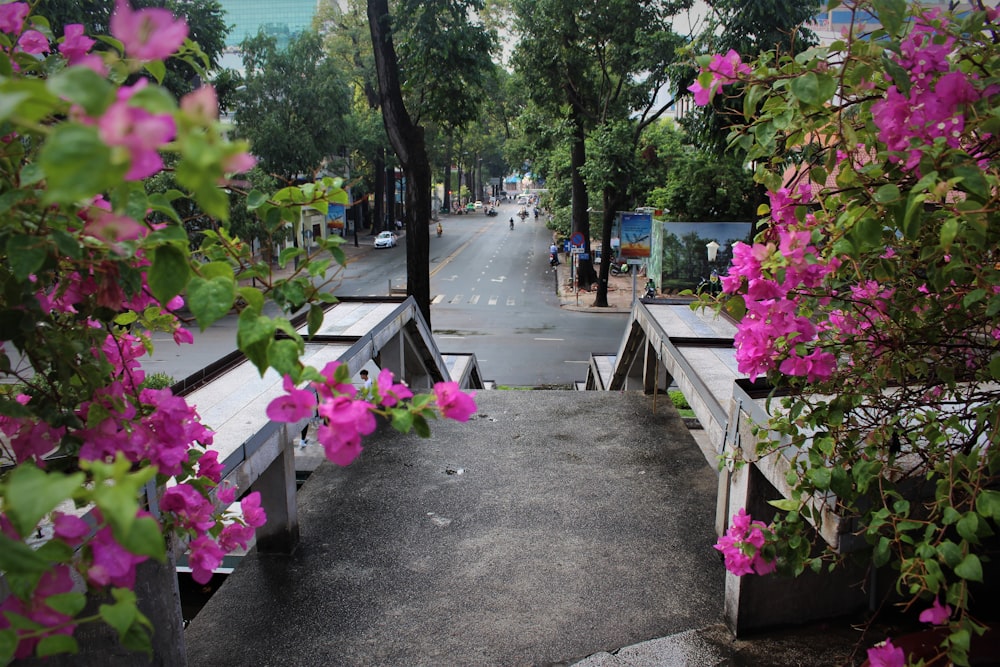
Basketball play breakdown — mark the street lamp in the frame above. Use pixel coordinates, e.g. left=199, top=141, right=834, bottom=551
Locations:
left=706, top=240, right=720, bottom=263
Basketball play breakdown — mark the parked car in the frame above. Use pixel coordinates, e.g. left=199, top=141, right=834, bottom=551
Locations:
left=374, top=231, right=398, bottom=248
left=474, top=201, right=483, bottom=209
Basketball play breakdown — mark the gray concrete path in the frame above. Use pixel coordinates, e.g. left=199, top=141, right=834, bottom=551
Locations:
left=185, top=391, right=725, bottom=666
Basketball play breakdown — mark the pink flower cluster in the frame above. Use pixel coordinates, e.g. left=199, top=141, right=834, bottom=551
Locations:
left=714, top=509, right=776, bottom=576
left=865, top=597, right=951, bottom=665
left=0, top=565, right=76, bottom=660
left=267, top=364, right=477, bottom=466
left=687, top=49, right=752, bottom=105
left=722, top=186, right=840, bottom=382
left=872, top=12, right=982, bottom=172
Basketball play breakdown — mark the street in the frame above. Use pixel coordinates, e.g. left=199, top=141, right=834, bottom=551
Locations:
left=142, top=202, right=628, bottom=388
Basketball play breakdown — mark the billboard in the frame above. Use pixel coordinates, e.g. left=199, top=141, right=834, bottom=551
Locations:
left=619, top=212, right=652, bottom=258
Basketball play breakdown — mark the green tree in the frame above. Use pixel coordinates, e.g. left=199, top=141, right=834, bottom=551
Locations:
left=367, top=0, right=496, bottom=325
left=37, top=0, right=229, bottom=98
left=512, top=0, right=690, bottom=303
left=233, top=31, right=351, bottom=181
left=646, top=148, right=757, bottom=221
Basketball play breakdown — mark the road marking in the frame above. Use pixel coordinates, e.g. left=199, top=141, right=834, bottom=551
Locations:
left=491, top=276, right=506, bottom=282
left=564, top=360, right=590, bottom=364
left=432, top=295, right=445, bottom=304
left=534, top=337, right=564, bottom=341
left=450, top=295, right=463, bottom=304
left=506, top=297, right=516, bottom=306
left=470, top=294, right=480, bottom=304
left=437, top=335, right=465, bottom=339
left=488, top=296, right=498, bottom=305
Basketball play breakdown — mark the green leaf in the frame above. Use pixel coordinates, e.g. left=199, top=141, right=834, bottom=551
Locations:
left=237, top=312, right=275, bottom=373
left=39, top=125, right=120, bottom=203
left=790, top=72, right=836, bottom=107
left=47, top=67, right=113, bottom=116
left=247, top=190, right=268, bottom=209
left=43, top=592, right=87, bottom=617
left=0, top=629, right=18, bottom=664
left=939, top=218, right=958, bottom=250
left=873, top=184, right=900, bottom=203
left=92, top=484, right=139, bottom=538
left=975, top=490, right=1000, bottom=521
left=267, top=338, right=301, bottom=377
left=873, top=536, right=891, bottom=567
left=901, top=192, right=926, bottom=240
left=236, top=286, right=265, bottom=315
left=767, top=498, right=799, bottom=512
left=36, top=634, right=78, bottom=658
left=0, top=533, right=52, bottom=573
left=100, top=596, right=138, bottom=638
left=119, top=516, right=166, bottom=561
left=19, top=162, right=44, bottom=186
left=307, top=304, right=324, bottom=337
left=143, top=59, right=166, bottom=84
left=412, top=413, right=431, bottom=438
left=6, top=235, right=47, bottom=281
left=4, top=465, right=84, bottom=538
left=953, top=165, right=988, bottom=200
left=391, top=408, right=414, bottom=432
left=187, top=276, right=236, bottom=330
left=873, top=0, right=907, bottom=36
left=963, top=289, right=987, bottom=309
left=957, top=513, right=981, bottom=543
left=990, top=355, right=1000, bottom=380
left=148, top=244, right=190, bottom=307
left=937, top=540, right=962, bottom=567
left=954, top=553, right=983, bottom=582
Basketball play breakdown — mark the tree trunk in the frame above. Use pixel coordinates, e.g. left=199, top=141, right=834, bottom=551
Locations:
left=569, top=107, right=596, bottom=290
left=373, top=147, right=385, bottom=234
left=442, top=142, right=452, bottom=211
left=368, top=0, right=432, bottom=326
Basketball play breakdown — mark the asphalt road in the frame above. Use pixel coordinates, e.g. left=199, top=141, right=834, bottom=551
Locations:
left=142, top=203, right=628, bottom=387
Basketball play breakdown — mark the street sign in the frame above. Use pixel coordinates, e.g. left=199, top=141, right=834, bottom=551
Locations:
left=570, top=232, right=584, bottom=247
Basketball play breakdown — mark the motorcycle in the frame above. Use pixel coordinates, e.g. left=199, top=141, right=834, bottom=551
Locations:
left=643, top=281, right=656, bottom=299
left=549, top=253, right=560, bottom=267
left=486, top=207, right=498, bottom=217
left=436, top=224, right=443, bottom=237
left=609, top=261, right=630, bottom=276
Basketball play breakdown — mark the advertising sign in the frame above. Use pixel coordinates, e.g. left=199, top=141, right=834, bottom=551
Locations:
left=327, top=203, right=346, bottom=234
left=619, top=212, right=652, bottom=258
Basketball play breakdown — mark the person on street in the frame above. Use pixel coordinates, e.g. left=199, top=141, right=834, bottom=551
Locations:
left=509, top=217, right=514, bottom=229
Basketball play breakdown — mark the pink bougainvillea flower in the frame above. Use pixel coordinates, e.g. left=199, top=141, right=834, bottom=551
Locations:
left=88, top=525, right=147, bottom=588
left=180, top=85, right=219, bottom=123
left=17, top=29, right=48, bottom=54
left=196, top=449, right=223, bottom=483
left=216, top=485, right=237, bottom=505
left=59, top=23, right=95, bottom=63
left=83, top=210, right=146, bottom=243
left=714, top=508, right=775, bottom=576
left=316, top=361, right=357, bottom=398
left=708, top=49, right=752, bottom=82
left=240, top=491, right=267, bottom=528
left=316, top=396, right=376, bottom=465
left=0, top=2, right=29, bottom=35
left=687, top=79, right=715, bottom=106
left=97, top=83, right=177, bottom=180
left=0, top=565, right=77, bottom=659
left=161, top=483, right=216, bottom=533
left=433, top=382, right=476, bottom=422
left=222, top=150, right=257, bottom=175
left=266, top=375, right=317, bottom=422
left=52, top=512, right=90, bottom=546
left=188, top=535, right=225, bottom=584
left=376, top=368, right=413, bottom=407
left=918, top=596, right=951, bottom=625
left=110, top=0, right=188, bottom=62
left=218, top=521, right=254, bottom=552
left=866, top=639, right=906, bottom=667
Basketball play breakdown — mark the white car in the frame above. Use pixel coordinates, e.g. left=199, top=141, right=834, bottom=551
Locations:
left=374, top=231, right=398, bottom=248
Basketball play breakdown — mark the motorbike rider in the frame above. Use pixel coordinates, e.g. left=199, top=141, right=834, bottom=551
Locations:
left=645, top=279, right=656, bottom=298
left=436, top=222, right=443, bottom=237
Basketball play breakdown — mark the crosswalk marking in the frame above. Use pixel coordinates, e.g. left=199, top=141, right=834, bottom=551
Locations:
left=430, top=294, right=522, bottom=307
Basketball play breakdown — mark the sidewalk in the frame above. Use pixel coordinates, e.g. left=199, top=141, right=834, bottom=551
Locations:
left=556, top=258, right=646, bottom=313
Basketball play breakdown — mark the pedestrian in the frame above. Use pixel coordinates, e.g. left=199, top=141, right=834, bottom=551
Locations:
left=360, top=369, right=372, bottom=392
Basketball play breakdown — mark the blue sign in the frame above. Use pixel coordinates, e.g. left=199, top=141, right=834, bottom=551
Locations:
left=570, top=231, right=584, bottom=247
left=619, top=212, right=652, bottom=258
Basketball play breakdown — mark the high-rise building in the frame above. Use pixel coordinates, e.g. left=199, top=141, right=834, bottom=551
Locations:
left=217, top=0, right=321, bottom=49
